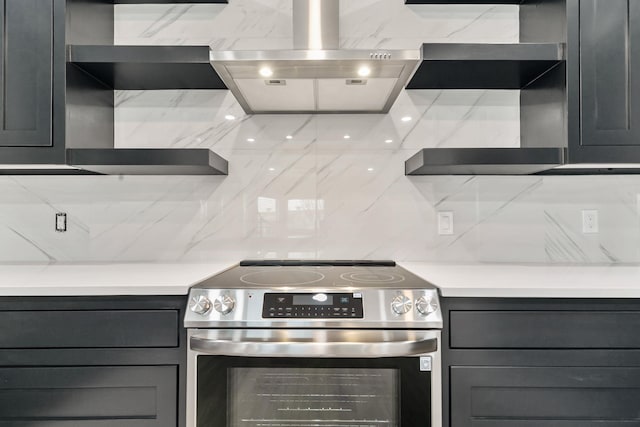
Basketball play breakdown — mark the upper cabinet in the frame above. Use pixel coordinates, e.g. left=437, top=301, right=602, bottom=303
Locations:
left=568, top=0, right=640, bottom=164
left=0, top=0, right=228, bottom=175
left=0, top=0, right=66, bottom=166
left=0, top=0, right=53, bottom=148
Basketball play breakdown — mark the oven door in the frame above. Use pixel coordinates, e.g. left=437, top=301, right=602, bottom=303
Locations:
left=187, top=329, right=441, bottom=427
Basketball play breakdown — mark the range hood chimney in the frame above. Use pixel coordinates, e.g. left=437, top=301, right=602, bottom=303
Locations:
left=210, top=0, right=419, bottom=114
left=293, top=0, right=339, bottom=50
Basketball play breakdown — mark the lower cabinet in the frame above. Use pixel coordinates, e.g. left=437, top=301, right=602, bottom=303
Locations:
left=451, top=366, right=640, bottom=426
left=0, top=296, right=187, bottom=427
left=443, top=299, right=640, bottom=427
left=0, top=366, right=176, bottom=426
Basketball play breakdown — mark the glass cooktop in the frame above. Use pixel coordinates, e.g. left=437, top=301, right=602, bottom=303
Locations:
left=193, top=260, right=436, bottom=290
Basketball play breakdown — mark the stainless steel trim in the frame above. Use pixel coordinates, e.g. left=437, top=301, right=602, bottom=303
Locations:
left=184, top=288, right=443, bottom=329
left=186, top=329, right=442, bottom=427
left=293, top=0, right=339, bottom=50
left=209, top=49, right=421, bottom=62
left=190, top=329, right=437, bottom=358
left=209, top=49, right=420, bottom=114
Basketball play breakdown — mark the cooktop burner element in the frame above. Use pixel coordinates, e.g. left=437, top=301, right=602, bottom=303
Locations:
left=240, top=270, right=326, bottom=286
left=185, top=260, right=442, bottom=329
left=340, top=271, right=405, bottom=285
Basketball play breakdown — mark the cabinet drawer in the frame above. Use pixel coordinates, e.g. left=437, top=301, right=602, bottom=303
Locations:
left=450, top=311, right=640, bottom=349
left=0, top=366, right=176, bottom=426
left=451, top=366, right=640, bottom=426
left=0, top=310, right=179, bottom=348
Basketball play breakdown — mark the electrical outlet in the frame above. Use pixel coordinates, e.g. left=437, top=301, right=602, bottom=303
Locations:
left=582, top=210, right=598, bottom=234
left=55, top=212, right=67, bottom=232
left=437, top=211, right=454, bottom=235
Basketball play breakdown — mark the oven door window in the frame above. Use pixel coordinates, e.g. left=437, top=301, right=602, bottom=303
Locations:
left=197, top=357, right=430, bottom=427
left=230, top=367, right=396, bottom=426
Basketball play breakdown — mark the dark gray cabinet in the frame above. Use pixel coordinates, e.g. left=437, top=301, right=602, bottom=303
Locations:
left=116, top=0, right=226, bottom=3
left=0, top=0, right=65, bottom=164
left=0, top=295, right=187, bottom=427
left=0, top=366, right=177, bottom=426
left=443, top=298, right=640, bottom=427
left=568, top=0, right=640, bottom=163
left=0, top=0, right=53, bottom=148
left=451, top=366, right=640, bottom=426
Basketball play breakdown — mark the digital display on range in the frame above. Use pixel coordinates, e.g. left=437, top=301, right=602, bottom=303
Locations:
left=262, top=293, right=363, bottom=318
left=293, top=294, right=334, bottom=306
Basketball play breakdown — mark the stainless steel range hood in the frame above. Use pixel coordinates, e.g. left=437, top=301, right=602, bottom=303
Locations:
left=210, top=0, right=419, bottom=114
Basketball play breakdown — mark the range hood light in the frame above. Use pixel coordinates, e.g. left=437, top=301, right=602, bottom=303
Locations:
left=401, top=116, right=413, bottom=122
left=286, top=135, right=293, bottom=140
left=358, top=66, right=371, bottom=77
left=343, top=134, right=351, bottom=140
left=259, top=67, right=273, bottom=77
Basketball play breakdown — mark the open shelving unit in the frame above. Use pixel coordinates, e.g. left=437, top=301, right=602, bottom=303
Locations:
left=64, top=0, right=229, bottom=175
left=68, top=45, right=226, bottom=90
left=406, top=0, right=526, bottom=4
left=405, top=147, right=566, bottom=175
left=406, top=43, right=564, bottom=90
left=404, top=0, right=568, bottom=175
left=114, top=0, right=226, bottom=3
left=66, top=148, right=228, bottom=175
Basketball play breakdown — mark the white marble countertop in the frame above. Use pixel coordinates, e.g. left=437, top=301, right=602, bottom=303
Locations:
left=1, top=261, right=640, bottom=298
left=0, top=262, right=236, bottom=296
left=400, top=262, right=640, bottom=298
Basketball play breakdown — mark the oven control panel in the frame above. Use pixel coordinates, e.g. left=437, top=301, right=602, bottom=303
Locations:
left=184, top=288, right=442, bottom=329
left=262, top=293, right=364, bottom=318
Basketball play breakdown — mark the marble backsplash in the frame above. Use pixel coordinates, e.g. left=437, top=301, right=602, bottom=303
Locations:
left=1, top=0, right=638, bottom=264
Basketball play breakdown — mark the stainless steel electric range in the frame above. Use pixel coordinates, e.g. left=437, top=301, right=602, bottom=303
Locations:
left=185, top=260, right=443, bottom=427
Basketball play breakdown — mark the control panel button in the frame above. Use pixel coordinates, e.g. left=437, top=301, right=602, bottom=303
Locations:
left=391, top=295, right=412, bottom=315
left=416, top=295, right=438, bottom=316
left=189, top=295, right=212, bottom=315
left=213, top=295, right=236, bottom=315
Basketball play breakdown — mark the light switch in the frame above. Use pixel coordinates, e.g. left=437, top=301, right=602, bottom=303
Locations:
left=55, top=212, right=67, bottom=232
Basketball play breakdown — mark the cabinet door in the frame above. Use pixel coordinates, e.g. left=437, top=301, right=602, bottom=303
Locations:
left=0, top=366, right=177, bottom=426
left=579, top=0, right=640, bottom=152
left=451, top=366, right=640, bottom=427
left=0, top=0, right=53, bottom=147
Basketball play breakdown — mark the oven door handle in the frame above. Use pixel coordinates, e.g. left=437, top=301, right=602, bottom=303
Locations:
left=190, top=329, right=438, bottom=358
